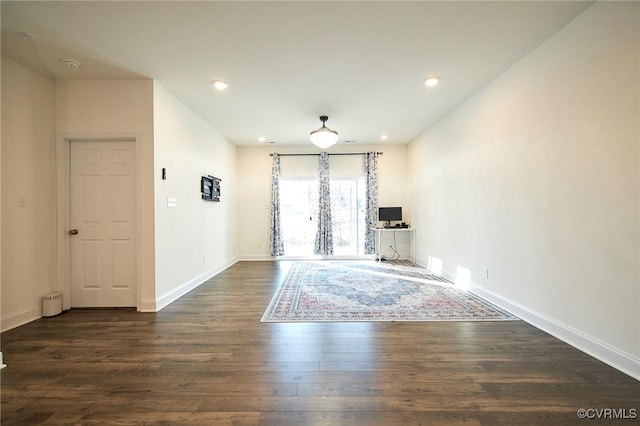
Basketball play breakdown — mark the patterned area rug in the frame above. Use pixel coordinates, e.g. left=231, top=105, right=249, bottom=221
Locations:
left=261, top=261, right=517, bottom=322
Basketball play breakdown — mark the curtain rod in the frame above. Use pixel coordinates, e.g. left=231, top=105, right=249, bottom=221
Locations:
left=270, top=152, right=383, bottom=157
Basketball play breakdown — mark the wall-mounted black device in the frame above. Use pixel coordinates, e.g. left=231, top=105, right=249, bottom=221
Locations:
left=201, top=175, right=221, bottom=202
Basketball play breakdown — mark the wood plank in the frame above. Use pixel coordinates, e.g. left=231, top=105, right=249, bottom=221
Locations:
left=1, top=260, right=638, bottom=425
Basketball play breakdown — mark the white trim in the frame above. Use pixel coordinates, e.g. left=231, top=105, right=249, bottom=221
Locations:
left=469, top=282, right=640, bottom=381
left=55, top=137, right=71, bottom=310
left=238, top=255, right=276, bottom=261
left=239, top=255, right=378, bottom=262
left=152, top=258, right=239, bottom=312
left=1, top=305, right=42, bottom=332
left=418, top=262, right=640, bottom=380
left=138, top=298, right=158, bottom=313
left=56, top=136, right=141, bottom=311
left=278, top=255, right=376, bottom=261
left=442, top=269, right=457, bottom=283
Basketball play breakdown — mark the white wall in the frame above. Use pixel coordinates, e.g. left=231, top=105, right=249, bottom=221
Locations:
left=56, top=79, right=156, bottom=310
left=1, top=57, right=56, bottom=330
left=237, top=143, right=408, bottom=259
left=2, top=73, right=237, bottom=319
left=152, top=82, right=238, bottom=309
left=408, top=2, right=640, bottom=378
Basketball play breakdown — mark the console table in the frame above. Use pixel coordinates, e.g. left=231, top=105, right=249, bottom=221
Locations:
left=374, top=228, right=416, bottom=262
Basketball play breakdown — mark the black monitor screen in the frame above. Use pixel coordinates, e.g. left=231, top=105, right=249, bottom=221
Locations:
left=379, top=207, right=402, bottom=222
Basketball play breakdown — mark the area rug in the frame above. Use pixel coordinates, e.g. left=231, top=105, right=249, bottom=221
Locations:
left=261, top=261, right=517, bottom=322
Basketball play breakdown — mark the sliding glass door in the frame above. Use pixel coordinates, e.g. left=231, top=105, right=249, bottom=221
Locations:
left=280, top=177, right=365, bottom=256
left=280, top=179, right=318, bottom=256
left=331, top=178, right=365, bottom=255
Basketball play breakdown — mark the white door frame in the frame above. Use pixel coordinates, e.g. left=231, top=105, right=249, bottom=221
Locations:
left=56, top=136, right=141, bottom=311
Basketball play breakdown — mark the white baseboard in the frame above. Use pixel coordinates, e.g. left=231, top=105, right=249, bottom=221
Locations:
left=238, top=255, right=381, bottom=262
left=469, top=280, right=640, bottom=381
left=238, top=255, right=275, bottom=261
left=138, top=298, right=159, bottom=313
left=278, top=255, right=377, bottom=261
left=151, top=257, right=239, bottom=312
left=416, top=261, right=640, bottom=380
left=1, top=305, right=42, bottom=332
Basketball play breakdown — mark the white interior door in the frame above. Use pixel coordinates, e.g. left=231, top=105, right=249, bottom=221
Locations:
left=70, top=140, right=136, bottom=307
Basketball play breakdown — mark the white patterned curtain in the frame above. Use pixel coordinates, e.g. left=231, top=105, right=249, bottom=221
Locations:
left=364, top=152, right=379, bottom=255
left=314, top=152, right=334, bottom=255
left=269, top=154, right=285, bottom=256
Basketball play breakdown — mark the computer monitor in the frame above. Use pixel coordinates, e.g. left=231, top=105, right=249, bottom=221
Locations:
left=379, top=207, right=402, bottom=226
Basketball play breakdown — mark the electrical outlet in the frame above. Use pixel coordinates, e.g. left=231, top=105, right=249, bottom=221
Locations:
left=203, top=256, right=206, bottom=264
left=483, top=268, right=489, bottom=279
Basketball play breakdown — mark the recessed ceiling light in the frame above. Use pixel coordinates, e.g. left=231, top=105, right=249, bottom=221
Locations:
left=424, top=76, right=440, bottom=88
left=257, top=137, right=266, bottom=142
left=211, top=80, right=228, bottom=90
left=380, top=134, right=389, bottom=141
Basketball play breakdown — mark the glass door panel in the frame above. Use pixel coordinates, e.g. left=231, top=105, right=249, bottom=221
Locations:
left=280, top=179, right=318, bottom=256
left=280, top=177, right=365, bottom=256
left=331, top=178, right=365, bottom=256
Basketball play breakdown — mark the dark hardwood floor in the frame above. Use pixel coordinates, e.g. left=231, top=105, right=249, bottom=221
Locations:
left=2, top=261, right=639, bottom=425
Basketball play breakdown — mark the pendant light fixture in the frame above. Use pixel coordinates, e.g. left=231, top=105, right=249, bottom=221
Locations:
left=310, top=115, right=338, bottom=149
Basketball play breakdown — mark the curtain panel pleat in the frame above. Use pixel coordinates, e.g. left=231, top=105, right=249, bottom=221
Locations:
left=269, top=154, right=285, bottom=256
left=314, top=152, right=334, bottom=255
left=364, top=152, right=379, bottom=255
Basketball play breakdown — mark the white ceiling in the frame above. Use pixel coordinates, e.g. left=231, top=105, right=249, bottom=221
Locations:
left=1, top=1, right=593, bottom=146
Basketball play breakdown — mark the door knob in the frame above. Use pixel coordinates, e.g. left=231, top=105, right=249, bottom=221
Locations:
left=69, top=229, right=79, bottom=235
